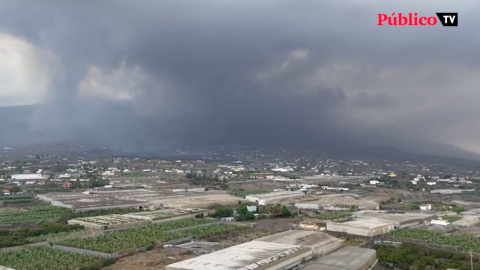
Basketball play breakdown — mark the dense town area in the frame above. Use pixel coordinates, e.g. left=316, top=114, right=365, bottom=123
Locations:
left=2, top=144, right=480, bottom=270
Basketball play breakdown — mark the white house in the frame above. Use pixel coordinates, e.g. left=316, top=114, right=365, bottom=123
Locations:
left=420, top=204, right=432, bottom=210
left=431, top=219, right=450, bottom=226
left=369, top=180, right=380, bottom=185
left=102, top=171, right=114, bottom=176
left=11, top=174, right=45, bottom=181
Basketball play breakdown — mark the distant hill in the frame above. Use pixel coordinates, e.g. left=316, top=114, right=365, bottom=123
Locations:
left=361, top=145, right=480, bottom=168
left=1, top=104, right=480, bottom=168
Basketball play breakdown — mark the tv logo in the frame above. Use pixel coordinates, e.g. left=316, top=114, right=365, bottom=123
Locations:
left=436, top=13, right=458, bottom=26
left=377, top=12, right=458, bottom=26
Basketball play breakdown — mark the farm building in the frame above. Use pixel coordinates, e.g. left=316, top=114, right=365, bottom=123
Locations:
left=356, top=211, right=436, bottom=228
left=299, top=221, right=325, bottom=231
left=246, top=191, right=305, bottom=205
left=166, top=240, right=312, bottom=270
left=317, top=194, right=381, bottom=210
left=11, top=174, right=45, bottom=181
left=430, top=219, right=450, bottom=226
left=295, top=201, right=320, bottom=210
left=68, top=208, right=208, bottom=230
left=37, top=189, right=241, bottom=211
left=68, top=215, right=150, bottom=230
left=327, top=219, right=394, bottom=237
left=167, top=230, right=371, bottom=270
left=301, top=246, right=377, bottom=270
left=257, top=230, right=344, bottom=256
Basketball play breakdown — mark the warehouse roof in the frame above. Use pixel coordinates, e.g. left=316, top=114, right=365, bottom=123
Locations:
left=166, top=240, right=309, bottom=270
left=257, top=230, right=343, bottom=248
left=329, top=219, right=393, bottom=230
left=357, top=211, right=436, bottom=226
left=317, top=194, right=379, bottom=210
left=302, top=246, right=376, bottom=270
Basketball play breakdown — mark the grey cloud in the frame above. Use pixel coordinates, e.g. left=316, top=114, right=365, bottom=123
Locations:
left=1, top=0, right=480, bottom=155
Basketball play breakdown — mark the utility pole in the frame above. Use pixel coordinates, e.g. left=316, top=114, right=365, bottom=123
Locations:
left=471, top=250, right=473, bottom=270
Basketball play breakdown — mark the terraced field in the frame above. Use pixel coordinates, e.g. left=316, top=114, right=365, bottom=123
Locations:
left=58, top=218, right=243, bottom=253
left=0, top=205, right=71, bottom=225
left=386, top=228, right=480, bottom=252
left=0, top=247, right=100, bottom=270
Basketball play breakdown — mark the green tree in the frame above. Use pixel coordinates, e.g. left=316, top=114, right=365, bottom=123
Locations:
left=281, top=206, right=292, bottom=217
left=214, top=207, right=233, bottom=217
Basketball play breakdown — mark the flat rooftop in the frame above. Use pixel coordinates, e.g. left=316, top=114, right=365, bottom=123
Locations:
left=38, top=189, right=241, bottom=210
left=330, top=219, right=393, bottom=229
left=301, top=246, right=376, bottom=270
left=166, top=241, right=309, bottom=270
left=245, top=191, right=305, bottom=202
left=257, top=230, right=343, bottom=248
left=357, top=211, right=436, bottom=226
left=317, top=194, right=380, bottom=210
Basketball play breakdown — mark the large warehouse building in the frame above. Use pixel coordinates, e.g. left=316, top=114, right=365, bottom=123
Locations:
left=256, top=230, right=345, bottom=256
left=327, top=219, right=394, bottom=237
left=166, top=241, right=312, bottom=270
left=167, top=230, right=377, bottom=270
left=246, top=191, right=306, bottom=205
left=356, top=211, right=436, bottom=228
left=317, top=194, right=382, bottom=210
left=301, top=246, right=377, bottom=270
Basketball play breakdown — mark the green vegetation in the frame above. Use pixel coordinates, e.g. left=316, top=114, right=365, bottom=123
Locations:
left=187, top=172, right=228, bottom=189
left=58, top=218, right=243, bottom=253
left=445, top=215, right=463, bottom=223
left=235, top=204, right=255, bottom=221
left=0, top=195, right=33, bottom=204
left=25, top=188, right=73, bottom=194
left=282, top=206, right=292, bottom=218
left=386, top=228, right=480, bottom=251
left=313, top=211, right=351, bottom=220
left=0, top=247, right=101, bottom=270
left=214, top=206, right=233, bottom=217
left=344, top=238, right=362, bottom=246
left=377, top=175, right=400, bottom=188
left=0, top=223, right=84, bottom=248
left=0, top=205, right=148, bottom=225
left=258, top=203, right=293, bottom=218
left=374, top=243, right=480, bottom=270
left=0, top=205, right=71, bottom=225
left=230, top=189, right=270, bottom=198
left=409, top=204, right=420, bottom=210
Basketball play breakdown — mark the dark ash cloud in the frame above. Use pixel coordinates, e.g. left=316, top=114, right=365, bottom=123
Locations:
left=1, top=0, right=480, bottom=156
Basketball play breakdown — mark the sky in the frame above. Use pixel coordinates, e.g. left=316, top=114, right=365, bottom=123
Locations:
left=0, top=0, right=480, bottom=155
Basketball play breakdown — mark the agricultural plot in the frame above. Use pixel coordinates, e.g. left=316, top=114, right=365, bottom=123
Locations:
left=25, top=229, right=84, bottom=243
left=0, top=223, right=84, bottom=248
left=230, top=189, right=270, bottom=198
left=58, top=218, right=243, bottom=253
left=0, top=205, right=71, bottom=225
left=313, top=211, right=351, bottom=220
left=25, top=188, right=73, bottom=194
left=0, top=247, right=100, bottom=270
left=125, top=208, right=204, bottom=220
left=386, top=228, right=480, bottom=251
left=0, top=195, right=33, bottom=204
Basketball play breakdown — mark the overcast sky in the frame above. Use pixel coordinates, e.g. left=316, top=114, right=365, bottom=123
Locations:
left=1, top=0, right=479, bottom=154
